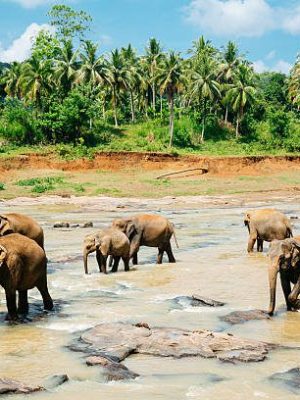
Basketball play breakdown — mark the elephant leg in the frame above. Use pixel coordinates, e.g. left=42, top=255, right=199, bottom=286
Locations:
left=111, top=256, right=121, bottom=273
left=108, top=255, right=114, bottom=269
left=100, top=254, right=108, bottom=274
left=165, top=242, right=176, bottom=263
left=96, top=250, right=102, bottom=273
left=280, top=273, right=292, bottom=311
left=5, top=290, right=18, bottom=321
left=18, top=290, right=29, bottom=315
left=132, top=252, right=138, bottom=265
left=157, top=248, right=164, bottom=264
left=288, top=277, right=300, bottom=310
left=36, top=275, right=53, bottom=311
left=123, top=257, right=130, bottom=272
left=247, top=234, right=257, bottom=253
left=257, top=238, right=263, bottom=252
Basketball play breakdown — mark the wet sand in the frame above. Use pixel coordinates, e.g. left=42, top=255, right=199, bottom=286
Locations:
left=0, top=194, right=299, bottom=399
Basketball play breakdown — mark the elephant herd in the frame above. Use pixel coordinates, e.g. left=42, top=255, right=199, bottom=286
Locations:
left=0, top=208, right=299, bottom=321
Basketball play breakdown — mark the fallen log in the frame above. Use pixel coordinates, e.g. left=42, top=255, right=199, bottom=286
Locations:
left=156, top=167, right=208, bottom=180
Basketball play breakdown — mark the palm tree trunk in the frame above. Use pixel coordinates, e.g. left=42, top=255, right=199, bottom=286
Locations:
left=130, top=90, right=135, bottom=122
left=152, top=83, right=156, bottom=113
left=160, top=95, right=163, bottom=118
left=168, top=96, right=174, bottom=148
left=200, top=99, right=206, bottom=143
left=235, top=117, right=239, bottom=138
left=225, top=106, right=229, bottom=123
left=112, top=88, right=118, bottom=127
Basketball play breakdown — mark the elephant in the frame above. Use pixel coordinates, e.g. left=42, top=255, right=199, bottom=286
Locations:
left=0, top=213, right=44, bottom=249
left=0, top=233, right=53, bottom=321
left=112, top=214, right=178, bottom=264
left=244, top=209, right=293, bottom=253
left=83, top=228, right=130, bottom=275
left=268, top=235, right=300, bottom=316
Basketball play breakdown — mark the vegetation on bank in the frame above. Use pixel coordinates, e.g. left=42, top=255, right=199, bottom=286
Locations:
left=0, top=5, right=300, bottom=155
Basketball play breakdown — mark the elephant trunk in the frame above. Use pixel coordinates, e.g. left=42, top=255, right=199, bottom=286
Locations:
left=244, top=221, right=250, bottom=234
left=268, top=259, right=279, bottom=316
left=83, top=249, right=89, bottom=275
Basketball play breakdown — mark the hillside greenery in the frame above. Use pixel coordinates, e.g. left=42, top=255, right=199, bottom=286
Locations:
left=0, top=4, right=300, bottom=156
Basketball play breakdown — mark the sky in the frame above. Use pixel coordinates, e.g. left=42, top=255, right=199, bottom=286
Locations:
left=0, top=0, right=300, bottom=74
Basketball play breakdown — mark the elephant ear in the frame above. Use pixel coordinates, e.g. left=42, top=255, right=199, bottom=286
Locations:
left=0, top=244, right=8, bottom=266
left=100, top=237, right=111, bottom=256
left=0, top=216, right=13, bottom=235
left=291, top=239, right=300, bottom=267
left=126, top=222, right=137, bottom=240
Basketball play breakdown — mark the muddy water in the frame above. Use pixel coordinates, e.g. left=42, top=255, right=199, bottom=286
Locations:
left=0, top=198, right=300, bottom=399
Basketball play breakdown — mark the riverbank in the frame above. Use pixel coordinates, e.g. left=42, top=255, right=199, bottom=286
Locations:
left=0, top=152, right=299, bottom=199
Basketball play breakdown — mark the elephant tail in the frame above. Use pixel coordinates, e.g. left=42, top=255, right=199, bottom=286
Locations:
left=172, top=229, right=179, bottom=248
left=288, top=228, right=293, bottom=238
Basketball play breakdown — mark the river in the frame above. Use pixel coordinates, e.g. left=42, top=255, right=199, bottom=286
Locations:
left=0, top=196, right=299, bottom=399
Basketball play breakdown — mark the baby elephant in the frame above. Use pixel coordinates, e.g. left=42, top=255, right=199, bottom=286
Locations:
left=83, top=228, right=130, bottom=274
left=0, top=233, right=53, bottom=321
left=244, top=208, right=293, bottom=253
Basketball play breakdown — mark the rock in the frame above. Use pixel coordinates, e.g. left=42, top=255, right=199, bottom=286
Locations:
left=0, top=378, right=43, bottom=395
left=86, top=356, right=139, bottom=381
left=171, top=295, right=224, bottom=310
left=290, top=216, right=299, bottom=220
left=70, top=224, right=80, bottom=228
left=53, top=222, right=70, bottom=228
left=43, top=374, right=69, bottom=390
left=71, top=322, right=276, bottom=364
left=192, top=294, right=225, bottom=307
left=269, top=368, right=300, bottom=393
left=220, top=310, right=270, bottom=325
left=81, top=222, right=93, bottom=228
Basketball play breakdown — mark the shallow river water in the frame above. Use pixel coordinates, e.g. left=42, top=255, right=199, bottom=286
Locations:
left=0, top=197, right=300, bottom=399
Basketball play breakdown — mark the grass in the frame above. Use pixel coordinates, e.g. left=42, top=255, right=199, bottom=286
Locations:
left=0, top=183, right=5, bottom=191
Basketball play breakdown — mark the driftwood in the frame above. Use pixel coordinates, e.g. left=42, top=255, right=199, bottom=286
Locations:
left=156, top=167, right=208, bottom=180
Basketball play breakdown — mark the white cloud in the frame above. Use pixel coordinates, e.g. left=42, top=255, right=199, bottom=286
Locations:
left=4, top=0, right=52, bottom=8
left=266, top=50, right=276, bottom=60
left=99, top=35, right=113, bottom=46
left=0, top=23, right=52, bottom=62
left=282, top=5, right=300, bottom=35
left=184, top=0, right=274, bottom=37
left=253, top=59, right=292, bottom=75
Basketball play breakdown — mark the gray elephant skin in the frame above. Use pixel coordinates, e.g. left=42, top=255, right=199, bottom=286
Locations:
left=112, top=214, right=178, bottom=264
left=83, top=228, right=130, bottom=274
left=244, top=209, right=293, bottom=253
left=268, top=235, right=300, bottom=316
left=0, top=233, right=53, bottom=320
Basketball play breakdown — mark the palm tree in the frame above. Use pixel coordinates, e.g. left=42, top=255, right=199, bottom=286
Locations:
left=21, top=56, right=49, bottom=108
left=225, top=63, right=256, bottom=138
left=158, top=51, right=185, bottom=147
left=188, top=56, right=221, bottom=143
left=121, top=44, right=140, bottom=122
left=288, top=57, right=300, bottom=109
left=219, top=41, right=240, bottom=123
left=145, top=38, right=164, bottom=113
left=107, top=49, right=129, bottom=127
left=76, top=40, right=108, bottom=87
left=53, top=40, right=79, bottom=94
left=2, top=62, right=23, bottom=98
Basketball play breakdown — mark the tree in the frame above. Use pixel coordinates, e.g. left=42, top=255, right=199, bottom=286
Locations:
left=188, top=55, right=221, bottom=142
left=2, top=62, right=22, bottom=98
left=219, top=41, right=240, bottom=122
left=145, top=38, right=164, bottom=113
left=107, top=49, right=129, bottom=127
left=225, top=63, right=256, bottom=137
left=48, top=4, right=92, bottom=41
left=158, top=51, right=185, bottom=147
left=53, top=40, right=79, bottom=95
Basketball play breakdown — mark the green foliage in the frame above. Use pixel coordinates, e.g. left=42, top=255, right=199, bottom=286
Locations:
left=0, top=183, right=5, bottom=190
left=16, top=176, right=64, bottom=188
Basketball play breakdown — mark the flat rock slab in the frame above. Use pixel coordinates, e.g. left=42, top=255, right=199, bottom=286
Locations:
left=171, top=295, right=225, bottom=310
left=0, top=378, right=43, bottom=395
left=77, top=322, right=276, bottom=364
left=269, top=368, right=300, bottom=393
left=220, top=310, right=270, bottom=325
left=86, top=356, right=139, bottom=381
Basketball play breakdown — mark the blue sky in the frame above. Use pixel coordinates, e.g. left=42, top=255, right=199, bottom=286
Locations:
left=0, top=0, right=299, bottom=74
